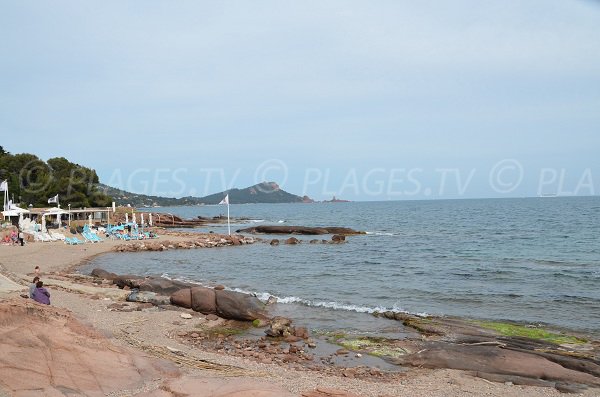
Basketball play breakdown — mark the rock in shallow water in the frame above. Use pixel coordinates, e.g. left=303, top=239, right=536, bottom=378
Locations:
left=215, top=289, right=267, bottom=321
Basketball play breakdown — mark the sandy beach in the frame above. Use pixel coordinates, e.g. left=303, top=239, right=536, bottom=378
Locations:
left=0, top=235, right=597, bottom=397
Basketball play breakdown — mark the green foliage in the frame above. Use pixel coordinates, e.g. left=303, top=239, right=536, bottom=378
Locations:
left=474, top=321, right=587, bottom=345
left=0, top=148, right=112, bottom=208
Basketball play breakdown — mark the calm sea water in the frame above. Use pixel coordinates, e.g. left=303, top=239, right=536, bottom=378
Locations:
left=81, top=197, right=600, bottom=337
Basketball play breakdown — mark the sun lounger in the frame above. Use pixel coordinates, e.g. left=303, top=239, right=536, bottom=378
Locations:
left=40, top=232, right=54, bottom=242
left=65, top=236, right=84, bottom=245
left=49, top=231, right=66, bottom=241
left=86, top=232, right=103, bottom=242
left=81, top=231, right=96, bottom=243
left=90, top=232, right=104, bottom=243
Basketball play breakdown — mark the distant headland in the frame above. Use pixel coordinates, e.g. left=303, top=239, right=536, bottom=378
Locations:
left=100, top=182, right=315, bottom=207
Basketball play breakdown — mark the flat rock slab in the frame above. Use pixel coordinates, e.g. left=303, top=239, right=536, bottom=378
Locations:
left=0, top=274, right=25, bottom=294
left=0, top=299, right=179, bottom=396
left=0, top=299, right=302, bottom=397
left=236, top=226, right=364, bottom=235
left=396, top=343, right=600, bottom=388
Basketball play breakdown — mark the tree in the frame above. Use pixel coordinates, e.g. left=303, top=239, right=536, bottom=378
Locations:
left=0, top=149, right=112, bottom=207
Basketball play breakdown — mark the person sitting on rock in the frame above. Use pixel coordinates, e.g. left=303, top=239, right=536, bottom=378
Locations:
left=29, top=276, right=40, bottom=298
left=32, top=281, right=51, bottom=305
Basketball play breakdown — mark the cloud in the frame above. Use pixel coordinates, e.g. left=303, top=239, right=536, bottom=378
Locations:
left=1, top=0, right=599, bottom=198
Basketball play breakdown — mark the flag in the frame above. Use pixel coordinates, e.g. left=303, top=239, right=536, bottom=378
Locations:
left=219, top=194, right=229, bottom=205
left=48, top=194, right=59, bottom=204
left=0, top=180, right=7, bottom=191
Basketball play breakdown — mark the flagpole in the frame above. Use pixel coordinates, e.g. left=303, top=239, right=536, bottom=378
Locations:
left=227, top=201, right=231, bottom=236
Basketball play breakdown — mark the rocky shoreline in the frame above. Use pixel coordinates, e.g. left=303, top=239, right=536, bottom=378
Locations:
left=1, top=231, right=599, bottom=396
left=112, top=233, right=257, bottom=252
left=77, top=267, right=600, bottom=394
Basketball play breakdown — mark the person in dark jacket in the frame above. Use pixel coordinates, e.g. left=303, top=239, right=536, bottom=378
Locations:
left=32, top=281, right=50, bottom=305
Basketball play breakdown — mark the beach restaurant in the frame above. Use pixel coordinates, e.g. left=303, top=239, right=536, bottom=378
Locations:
left=26, top=206, right=113, bottom=228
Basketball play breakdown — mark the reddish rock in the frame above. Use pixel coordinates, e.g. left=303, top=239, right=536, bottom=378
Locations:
left=138, top=277, right=193, bottom=295
left=342, top=368, right=357, bottom=378
left=214, top=285, right=225, bottom=291
left=170, top=288, right=192, bottom=309
left=91, top=268, right=118, bottom=280
left=206, top=314, right=219, bottom=321
left=285, top=237, right=300, bottom=245
left=0, top=299, right=179, bottom=396
left=294, top=326, right=309, bottom=339
left=265, top=316, right=293, bottom=337
left=229, top=236, right=242, bottom=246
left=237, top=225, right=363, bottom=235
left=191, top=286, right=217, bottom=315
left=398, top=343, right=600, bottom=388
left=215, top=290, right=267, bottom=321
left=331, top=234, right=346, bottom=243
left=270, top=239, right=280, bottom=246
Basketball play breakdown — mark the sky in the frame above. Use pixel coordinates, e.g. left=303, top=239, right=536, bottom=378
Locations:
left=1, top=0, right=599, bottom=200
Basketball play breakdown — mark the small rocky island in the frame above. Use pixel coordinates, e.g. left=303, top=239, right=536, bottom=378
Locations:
left=235, top=225, right=365, bottom=235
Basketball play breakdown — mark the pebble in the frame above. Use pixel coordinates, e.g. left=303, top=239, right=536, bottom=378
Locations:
left=180, top=313, right=192, bottom=319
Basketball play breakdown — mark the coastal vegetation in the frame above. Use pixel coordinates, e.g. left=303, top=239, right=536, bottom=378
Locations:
left=0, top=145, right=309, bottom=208
left=0, top=146, right=112, bottom=208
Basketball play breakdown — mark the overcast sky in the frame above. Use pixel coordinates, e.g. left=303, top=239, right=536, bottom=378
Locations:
left=1, top=0, right=599, bottom=200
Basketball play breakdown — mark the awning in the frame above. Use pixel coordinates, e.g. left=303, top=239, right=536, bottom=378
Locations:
left=2, top=207, right=30, bottom=217
left=43, top=207, right=69, bottom=216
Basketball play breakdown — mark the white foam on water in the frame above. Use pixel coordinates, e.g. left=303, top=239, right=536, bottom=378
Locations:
left=161, top=276, right=425, bottom=317
left=366, top=231, right=395, bottom=236
left=249, top=219, right=265, bottom=223
left=277, top=220, right=285, bottom=223
left=257, top=293, right=412, bottom=315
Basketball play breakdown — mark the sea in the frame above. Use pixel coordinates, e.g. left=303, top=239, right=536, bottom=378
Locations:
left=80, top=197, right=600, bottom=338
